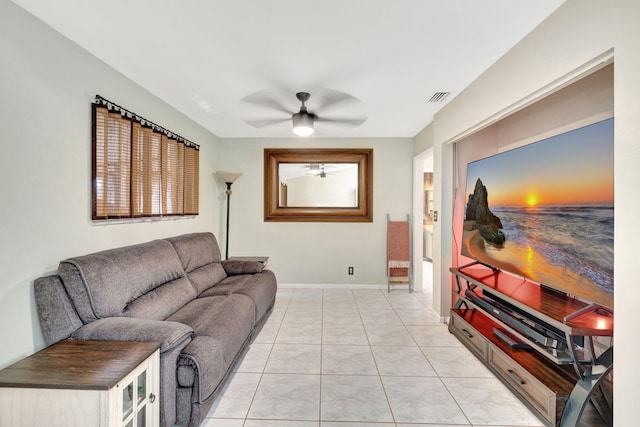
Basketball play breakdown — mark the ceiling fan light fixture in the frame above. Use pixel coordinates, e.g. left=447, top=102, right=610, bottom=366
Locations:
left=292, top=111, right=314, bottom=136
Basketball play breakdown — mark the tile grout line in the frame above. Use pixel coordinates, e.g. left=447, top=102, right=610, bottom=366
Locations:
left=208, top=284, right=542, bottom=426
left=371, top=291, right=400, bottom=426
left=240, top=297, right=285, bottom=425
left=318, top=289, right=324, bottom=425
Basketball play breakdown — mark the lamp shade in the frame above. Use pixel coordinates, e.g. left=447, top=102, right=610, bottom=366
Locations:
left=215, top=170, right=242, bottom=184
left=292, top=112, right=314, bottom=136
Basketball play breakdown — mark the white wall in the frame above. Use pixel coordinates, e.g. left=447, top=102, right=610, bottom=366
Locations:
left=0, top=1, right=221, bottom=367
left=218, top=138, right=413, bottom=285
left=425, top=1, right=640, bottom=425
left=413, top=122, right=434, bottom=156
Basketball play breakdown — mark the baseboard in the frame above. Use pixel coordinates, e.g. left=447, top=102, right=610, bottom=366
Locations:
left=279, top=283, right=389, bottom=290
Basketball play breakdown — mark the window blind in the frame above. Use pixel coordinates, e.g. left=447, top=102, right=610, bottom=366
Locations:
left=184, top=147, right=199, bottom=215
left=92, top=97, right=199, bottom=220
left=162, top=135, right=185, bottom=215
left=93, top=107, right=131, bottom=218
left=132, top=123, right=162, bottom=216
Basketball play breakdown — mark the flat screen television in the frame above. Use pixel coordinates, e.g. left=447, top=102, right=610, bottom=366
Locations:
left=461, top=118, right=614, bottom=309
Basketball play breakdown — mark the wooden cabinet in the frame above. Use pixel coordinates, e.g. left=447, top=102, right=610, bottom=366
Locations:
left=450, top=266, right=613, bottom=427
left=448, top=309, right=488, bottom=359
left=489, top=344, right=557, bottom=422
left=0, top=340, right=160, bottom=427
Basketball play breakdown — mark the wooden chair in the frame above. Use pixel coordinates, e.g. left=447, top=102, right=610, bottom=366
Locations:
left=387, top=214, right=412, bottom=292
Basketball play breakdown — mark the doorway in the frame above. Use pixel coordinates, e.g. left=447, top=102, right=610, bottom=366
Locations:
left=412, top=148, right=434, bottom=294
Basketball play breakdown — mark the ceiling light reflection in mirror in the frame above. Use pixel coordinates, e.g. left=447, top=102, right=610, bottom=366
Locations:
left=278, top=163, right=358, bottom=208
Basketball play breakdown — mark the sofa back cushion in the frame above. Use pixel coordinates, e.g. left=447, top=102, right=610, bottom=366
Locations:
left=59, top=239, right=196, bottom=323
left=166, top=233, right=227, bottom=294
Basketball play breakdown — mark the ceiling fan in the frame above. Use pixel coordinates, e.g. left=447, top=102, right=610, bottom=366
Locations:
left=279, top=163, right=354, bottom=181
left=241, top=89, right=367, bottom=137
left=307, top=163, right=335, bottom=178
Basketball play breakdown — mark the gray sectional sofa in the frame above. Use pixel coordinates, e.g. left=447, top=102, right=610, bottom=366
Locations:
left=33, top=232, right=277, bottom=427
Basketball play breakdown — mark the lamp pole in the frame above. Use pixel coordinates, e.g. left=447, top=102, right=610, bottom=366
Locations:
left=215, top=170, right=242, bottom=260
left=224, top=181, right=233, bottom=260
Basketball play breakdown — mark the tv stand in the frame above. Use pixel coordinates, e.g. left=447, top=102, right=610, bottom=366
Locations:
left=458, top=259, right=501, bottom=273
left=450, top=266, right=613, bottom=427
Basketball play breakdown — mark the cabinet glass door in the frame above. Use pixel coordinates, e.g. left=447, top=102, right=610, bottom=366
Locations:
left=123, top=382, right=134, bottom=421
left=136, top=371, right=147, bottom=427
left=122, top=369, right=149, bottom=426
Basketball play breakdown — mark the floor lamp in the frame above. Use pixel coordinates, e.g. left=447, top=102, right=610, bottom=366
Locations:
left=215, top=171, right=242, bottom=259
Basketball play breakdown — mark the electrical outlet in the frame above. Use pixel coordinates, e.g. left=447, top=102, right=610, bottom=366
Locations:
left=348, top=266, right=354, bottom=275
left=434, top=211, right=438, bottom=222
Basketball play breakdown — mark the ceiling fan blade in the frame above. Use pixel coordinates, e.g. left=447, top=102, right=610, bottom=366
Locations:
left=314, top=88, right=360, bottom=112
left=241, top=91, right=292, bottom=115
left=243, top=118, right=290, bottom=128
left=316, top=117, right=367, bottom=128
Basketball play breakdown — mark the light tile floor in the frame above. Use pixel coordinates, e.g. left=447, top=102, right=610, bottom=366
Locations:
left=203, top=263, right=544, bottom=427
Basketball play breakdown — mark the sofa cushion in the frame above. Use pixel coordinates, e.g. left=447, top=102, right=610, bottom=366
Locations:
left=59, top=239, right=196, bottom=322
left=168, top=294, right=255, bottom=402
left=166, top=232, right=228, bottom=294
left=222, top=259, right=265, bottom=275
left=199, top=270, right=277, bottom=323
left=122, top=277, right=196, bottom=320
left=166, top=232, right=222, bottom=270
left=186, top=263, right=228, bottom=295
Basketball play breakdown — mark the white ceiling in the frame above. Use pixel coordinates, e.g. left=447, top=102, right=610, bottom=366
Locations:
left=13, top=0, right=564, bottom=139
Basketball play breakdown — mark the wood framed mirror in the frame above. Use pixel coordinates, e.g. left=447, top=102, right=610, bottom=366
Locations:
left=264, top=148, right=373, bottom=222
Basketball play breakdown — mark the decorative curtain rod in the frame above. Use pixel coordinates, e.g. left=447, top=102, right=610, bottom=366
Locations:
left=94, top=94, right=199, bottom=149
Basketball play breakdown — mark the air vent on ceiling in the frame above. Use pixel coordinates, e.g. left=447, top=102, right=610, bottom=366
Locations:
left=427, top=91, right=451, bottom=103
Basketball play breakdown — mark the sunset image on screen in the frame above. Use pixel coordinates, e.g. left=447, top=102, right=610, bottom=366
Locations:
left=462, top=118, right=614, bottom=308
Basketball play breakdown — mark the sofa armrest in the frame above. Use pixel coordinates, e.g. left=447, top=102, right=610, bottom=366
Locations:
left=222, top=259, right=265, bottom=275
left=34, top=274, right=83, bottom=346
left=72, top=317, right=193, bottom=353
left=73, top=317, right=193, bottom=427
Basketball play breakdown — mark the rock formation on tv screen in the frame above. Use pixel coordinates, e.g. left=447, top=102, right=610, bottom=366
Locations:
left=465, top=178, right=505, bottom=245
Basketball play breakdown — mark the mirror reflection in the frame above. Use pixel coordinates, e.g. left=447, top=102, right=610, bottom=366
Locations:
left=279, top=163, right=358, bottom=207
left=264, top=148, right=373, bottom=222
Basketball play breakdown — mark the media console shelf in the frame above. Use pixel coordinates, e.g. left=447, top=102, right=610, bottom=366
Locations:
left=450, top=265, right=613, bottom=427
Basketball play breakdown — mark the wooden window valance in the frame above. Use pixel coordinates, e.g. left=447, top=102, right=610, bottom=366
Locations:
left=92, top=95, right=199, bottom=220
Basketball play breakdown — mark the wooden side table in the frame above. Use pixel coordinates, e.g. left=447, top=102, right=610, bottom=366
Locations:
left=0, top=340, right=160, bottom=427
